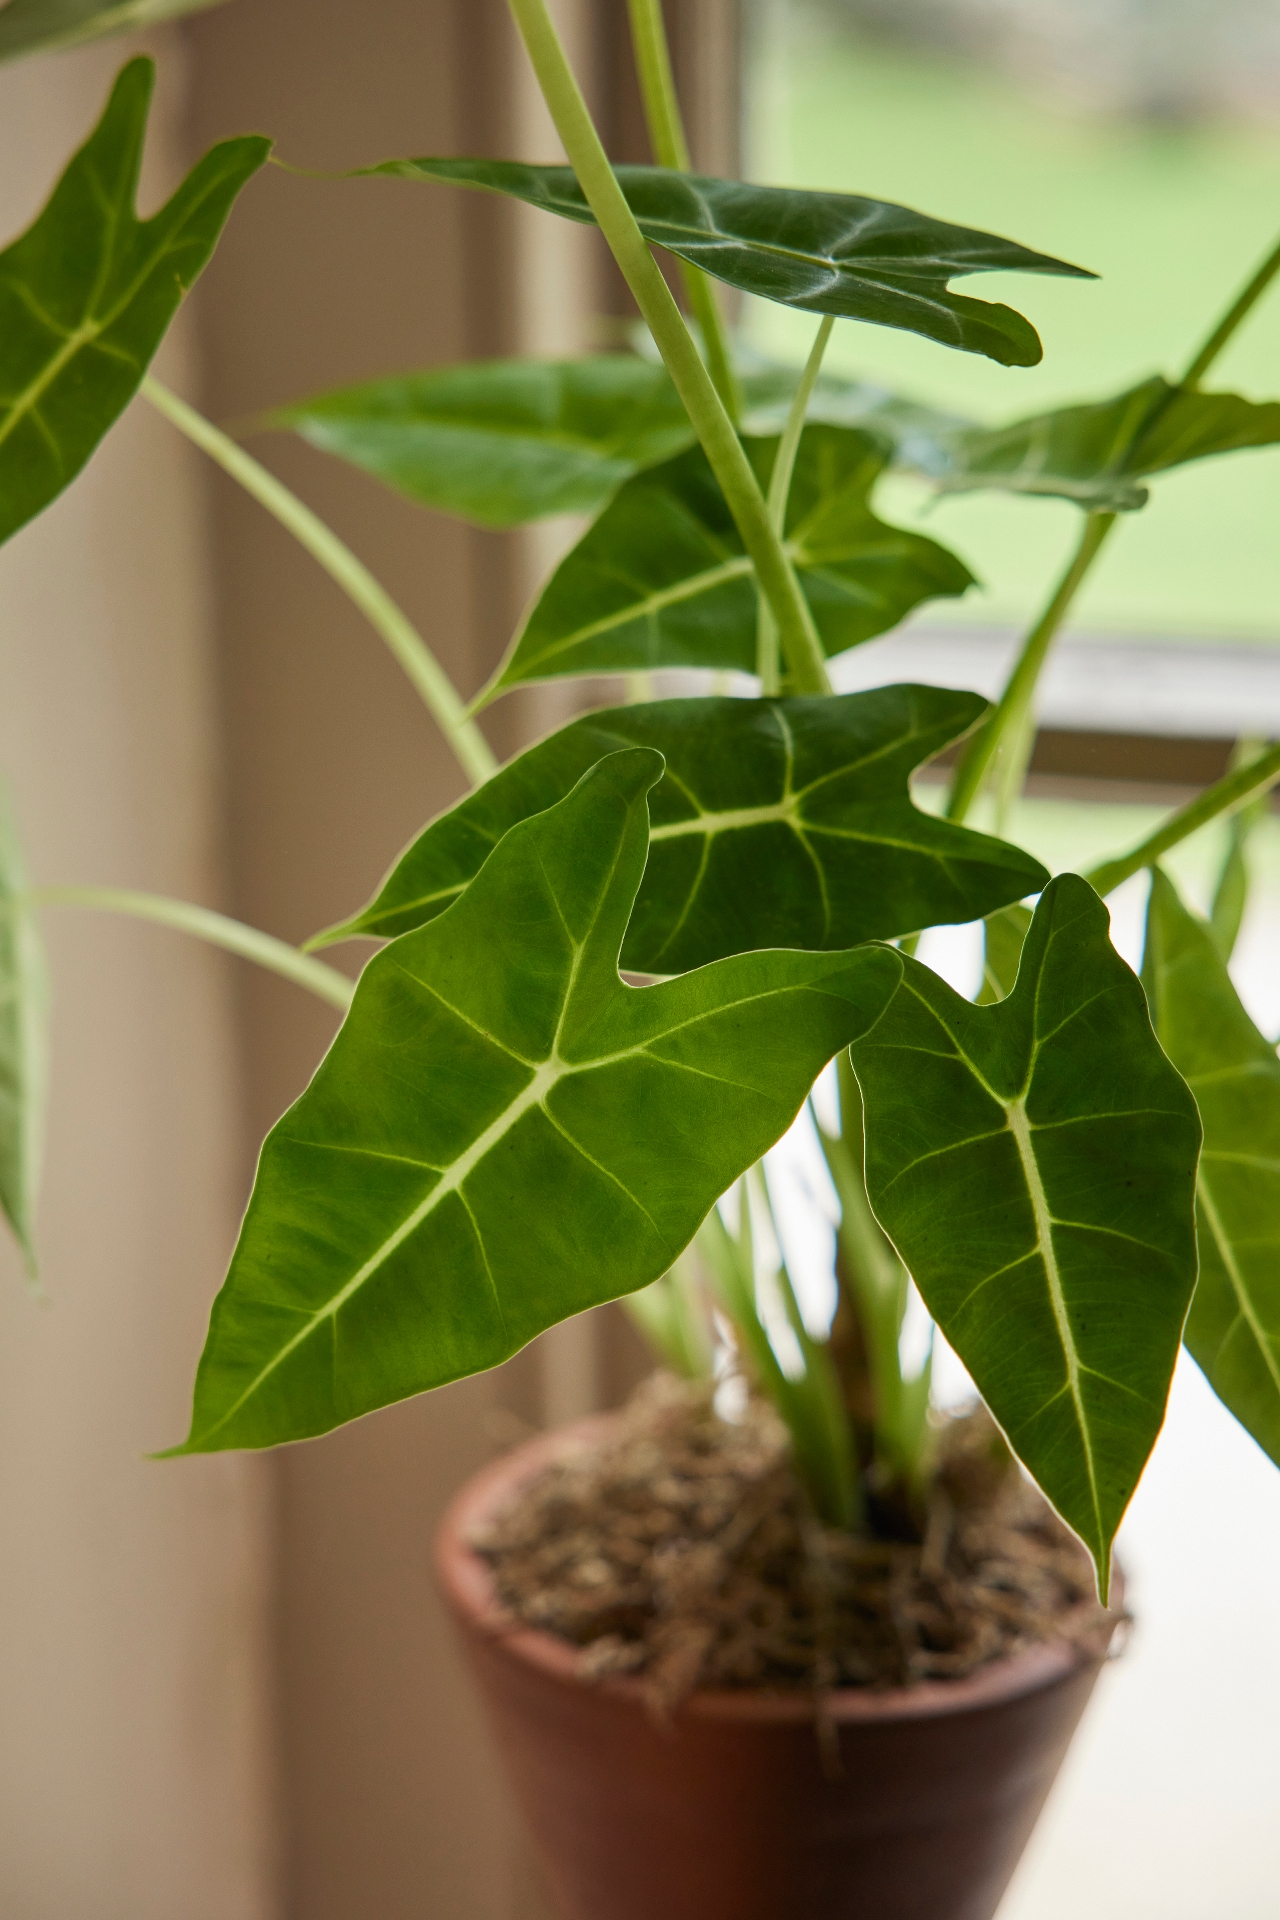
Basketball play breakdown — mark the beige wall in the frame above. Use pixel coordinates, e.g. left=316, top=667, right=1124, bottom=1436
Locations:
left=0, top=34, right=274, bottom=1920
left=0, top=6, right=736, bottom=1915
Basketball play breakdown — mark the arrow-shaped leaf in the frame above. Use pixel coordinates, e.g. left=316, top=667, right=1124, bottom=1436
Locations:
left=1144, top=868, right=1280, bottom=1468
left=175, top=750, right=902, bottom=1453
left=314, top=689, right=1047, bottom=971
left=0, top=57, right=269, bottom=547
left=491, top=426, right=974, bottom=689
left=267, top=353, right=976, bottom=529
left=937, top=376, right=1280, bottom=513
left=0, top=786, right=49, bottom=1282
left=365, top=159, right=1092, bottom=367
left=850, top=874, right=1201, bottom=1596
left=0, top=0, right=230, bottom=62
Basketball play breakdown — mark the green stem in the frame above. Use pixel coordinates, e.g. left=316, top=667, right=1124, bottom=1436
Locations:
left=947, top=513, right=1114, bottom=824
left=27, top=887, right=355, bottom=1010
left=757, top=315, right=835, bottom=691
left=1084, top=742, right=1280, bottom=898
left=1182, top=230, right=1280, bottom=389
left=506, top=0, right=831, bottom=696
left=946, top=223, right=1280, bottom=827
left=625, top=0, right=742, bottom=424
left=142, top=378, right=497, bottom=787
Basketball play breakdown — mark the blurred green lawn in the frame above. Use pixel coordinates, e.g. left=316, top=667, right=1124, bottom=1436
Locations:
left=745, top=12, right=1280, bottom=637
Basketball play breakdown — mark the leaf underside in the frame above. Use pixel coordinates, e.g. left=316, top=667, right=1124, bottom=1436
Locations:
left=178, top=750, right=902, bottom=1453
left=365, top=159, right=1093, bottom=367
left=317, top=688, right=1048, bottom=972
left=269, top=353, right=977, bottom=528
left=0, top=786, right=48, bottom=1280
left=1144, top=869, right=1280, bottom=1468
left=0, top=56, right=269, bottom=547
left=493, top=425, right=975, bottom=690
left=851, top=874, right=1201, bottom=1596
left=938, top=376, right=1280, bottom=512
left=0, top=0, right=230, bottom=61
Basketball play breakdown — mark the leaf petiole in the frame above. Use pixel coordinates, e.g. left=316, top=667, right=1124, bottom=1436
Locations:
left=505, top=0, right=832, bottom=696
left=24, top=887, right=355, bottom=1010
left=758, top=313, right=836, bottom=693
left=1084, top=742, right=1280, bottom=898
left=625, top=0, right=741, bottom=424
left=141, top=378, right=497, bottom=787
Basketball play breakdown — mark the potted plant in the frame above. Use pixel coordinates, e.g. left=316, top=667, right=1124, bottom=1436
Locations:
left=3, top=2, right=1279, bottom=1915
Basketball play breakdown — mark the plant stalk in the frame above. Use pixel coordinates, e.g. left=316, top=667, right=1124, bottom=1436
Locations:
left=946, top=220, right=1280, bottom=826
left=28, top=887, right=355, bottom=1010
left=506, top=0, right=831, bottom=696
left=758, top=314, right=835, bottom=692
left=946, top=512, right=1114, bottom=824
left=1084, top=742, right=1280, bottom=898
left=625, top=0, right=741, bottom=424
left=142, top=378, right=497, bottom=786
left=1181, top=229, right=1280, bottom=389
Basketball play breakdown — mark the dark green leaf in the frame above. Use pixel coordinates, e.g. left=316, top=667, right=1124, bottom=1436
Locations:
left=0, top=58, right=269, bottom=547
left=939, top=376, right=1280, bottom=513
left=175, top=750, right=902, bottom=1453
left=268, top=353, right=975, bottom=528
left=0, top=787, right=48, bottom=1282
left=491, top=426, right=974, bottom=689
left=314, top=689, right=1048, bottom=971
left=1143, top=869, right=1280, bottom=1468
left=976, top=903, right=1032, bottom=1005
left=365, top=159, right=1092, bottom=368
left=851, top=874, right=1201, bottom=1595
left=0, top=0, right=229, bottom=60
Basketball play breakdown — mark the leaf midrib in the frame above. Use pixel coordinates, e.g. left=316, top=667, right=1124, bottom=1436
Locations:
left=1196, top=1172, right=1280, bottom=1400
left=1007, top=1094, right=1104, bottom=1548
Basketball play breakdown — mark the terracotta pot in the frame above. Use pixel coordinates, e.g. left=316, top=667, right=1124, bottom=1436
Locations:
left=436, top=1418, right=1112, bottom=1920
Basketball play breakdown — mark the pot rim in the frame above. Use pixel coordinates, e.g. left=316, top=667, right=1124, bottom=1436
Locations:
left=436, top=1412, right=1115, bottom=1728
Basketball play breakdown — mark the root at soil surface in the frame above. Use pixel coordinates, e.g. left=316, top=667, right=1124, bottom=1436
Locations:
left=470, top=1375, right=1121, bottom=1711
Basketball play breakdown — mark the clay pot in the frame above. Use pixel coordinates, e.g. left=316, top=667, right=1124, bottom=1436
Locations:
left=436, top=1418, right=1112, bottom=1920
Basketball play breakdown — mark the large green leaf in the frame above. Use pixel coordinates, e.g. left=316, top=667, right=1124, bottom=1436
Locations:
left=0, top=0, right=229, bottom=61
left=1144, top=869, right=1280, bottom=1468
left=0, top=787, right=48, bottom=1282
left=850, top=874, right=1201, bottom=1595
left=267, top=353, right=974, bottom=528
left=366, top=159, right=1092, bottom=368
left=175, top=750, right=902, bottom=1453
left=938, top=376, right=1280, bottom=513
left=490, top=426, right=974, bottom=690
left=314, top=689, right=1047, bottom=971
left=0, top=58, right=268, bottom=547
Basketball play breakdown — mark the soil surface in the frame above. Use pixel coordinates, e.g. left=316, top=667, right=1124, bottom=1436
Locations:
left=471, top=1375, right=1121, bottom=1709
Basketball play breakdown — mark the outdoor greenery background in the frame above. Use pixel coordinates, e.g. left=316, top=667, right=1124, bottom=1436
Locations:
left=748, top=3, right=1280, bottom=634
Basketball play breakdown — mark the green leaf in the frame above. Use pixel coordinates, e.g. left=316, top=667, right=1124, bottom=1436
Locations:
left=0, top=0, right=230, bottom=61
left=315, top=689, right=1048, bottom=972
left=266, top=356, right=700, bottom=529
left=175, top=750, right=902, bottom=1453
left=1144, top=868, right=1280, bottom=1468
left=491, top=426, right=975, bottom=689
left=976, top=903, right=1032, bottom=1005
left=267, top=353, right=975, bottom=528
left=365, top=159, right=1092, bottom=367
left=0, top=787, right=49, bottom=1282
left=0, top=58, right=269, bottom=548
left=850, top=874, right=1201, bottom=1596
left=939, top=376, right=1280, bottom=513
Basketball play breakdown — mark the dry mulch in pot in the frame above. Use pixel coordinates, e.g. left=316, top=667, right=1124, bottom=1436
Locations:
left=470, top=1374, right=1124, bottom=1712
